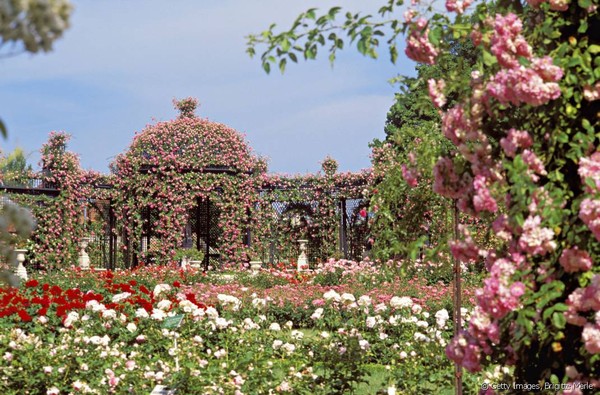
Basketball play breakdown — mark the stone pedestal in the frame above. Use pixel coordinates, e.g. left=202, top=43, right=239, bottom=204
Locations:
left=78, top=237, right=91, bottom=270
left=297, top=239, right=308, bottom=271
left=14, top=248, right=28, bottom=281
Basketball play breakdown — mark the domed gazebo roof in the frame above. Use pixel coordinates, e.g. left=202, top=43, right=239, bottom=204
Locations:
left=114, top=98, right=256, bottom=174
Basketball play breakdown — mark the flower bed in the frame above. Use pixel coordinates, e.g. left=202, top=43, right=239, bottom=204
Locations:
left=0, top=260, right=486, bottom=394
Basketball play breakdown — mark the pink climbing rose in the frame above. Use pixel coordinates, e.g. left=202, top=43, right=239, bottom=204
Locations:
left=428, top=79, right=446, bottom=108
left=405, top=18, right=438, bottom=65
left=472, top=175, right=498, bottom=213
left=490, top=13, right=532, bottom=69
left=579, top=198, right=600, bottom=242
left=559, top=247, right=593, bottom=273
left=578, top=151, right=600, bottom=193
left=582, top=324, right=600, bottom=354
left=518, top=215, right=556, bottom=256
left=500, top=129, right=532, bottom=157
left=401, top=164, right=419, bottom=187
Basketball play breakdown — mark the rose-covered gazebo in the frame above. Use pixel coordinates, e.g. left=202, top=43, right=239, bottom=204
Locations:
left=111, top=98, right=262, bottom=268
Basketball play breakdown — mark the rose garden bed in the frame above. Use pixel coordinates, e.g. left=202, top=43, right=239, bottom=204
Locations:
left=0, top=259, right=490, bottom=394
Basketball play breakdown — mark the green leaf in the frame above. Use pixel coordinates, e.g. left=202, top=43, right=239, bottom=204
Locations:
left=589, top=45, right=600, bottom=54
left=551, top=312, right=566, bottom=329
left=279, top=58, right=287, bottom=73
left=357, top=38, right=367, bottom=55
left=483, top=50, right=497, bottom=67
left=390, top=45, right=398, bottom=64
left=578, top=0, right=592, bottom=8
left=429, top=26, right=442, bottom=46
left=281, top=38, right=290, bottom=52
left=328, top=6, right=341, bottom=18
left=262, top=62, right=271, bottom=74
left=288, top=52, right=298, bottom=63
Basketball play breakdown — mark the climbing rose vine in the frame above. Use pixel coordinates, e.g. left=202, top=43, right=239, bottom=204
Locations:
left=401, top=0, right=600, bottom=387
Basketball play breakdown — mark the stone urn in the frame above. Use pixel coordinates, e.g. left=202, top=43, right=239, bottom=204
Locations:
left=297, top=239, right=308, bottom=271
left=78, top=237, right=91, bottom=270
left=14, top=248, right=28, bottom=281
left=250, top=260, right=262, bottom=273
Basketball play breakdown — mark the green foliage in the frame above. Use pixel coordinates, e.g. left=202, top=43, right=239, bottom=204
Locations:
left=0, top=147, right=33, bottom=184
left=246, top=1, right=408, bottom=73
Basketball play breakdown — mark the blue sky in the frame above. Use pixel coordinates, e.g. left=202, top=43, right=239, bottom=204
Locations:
left=1, top=0, right=415, bottom=175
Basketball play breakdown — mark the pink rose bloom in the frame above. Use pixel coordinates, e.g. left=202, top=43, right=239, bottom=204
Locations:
left=579, top=198, right=600, bottom=241
left=578, top=151, right=600, bottom=193
left=582, top=323, right=600, bottom=354
left=428, top=78, right=446, bottom=108
left=405, top=19, right=438, bottom=64
left=401, top=164, right=419, bottom=187
left=583, top=82, right=600, bottom=101
left=446, top=0, right=473, bottom=13
left=490, top=13, right=532, bottom=69
left=522, top=149, right=547, bottom=181
left=500, top=129, right=532, bottom=158
left=559, top=247, right=593, bottom=273
left=518, top=215, right=556, bottom=256
left=450, top=226, right=480, bottom=263
left=473, top=175, right=498, bottom=213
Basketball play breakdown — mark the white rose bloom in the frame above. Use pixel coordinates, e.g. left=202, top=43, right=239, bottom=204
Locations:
left=389, top=296, right=413, bottom=309
left=205, top=307, right=219, bottom=320
left=151, top=308, right=167, bottom=321
left=126, top=323, right=137, bottom=333
left=135, top=308, right=150, bottom=318
left=217, top=294, right=241, bottom=311
left=374, top=303, right=388, bottom=313
left=359, top=339, right=370, bottom=350
left=64, top=311, right=79, bottom=328
left=323, top=290, right=341, bottom=302
left=414, top=332, right=430, bottom=342
left=269, top=323, right=281, bottom=331
left=357, top=295, right=372, bottom=307
left=435, top=309, right=450, bottom=328
left=215, top=317, right=231, bottom=329
left=399, top=351, right=408, bottom=359
left=291, top=330, right=304, bottom=340
left=366, top=316, right=378, bottom=329
left=153, top=284, right=172, bottom=298
left=272, top=340, right=283, bottom=350
left=179, top=300, right=196, bottom=312
left=281, top=343, right=296, bottom=355
left=311, top=308, right=324, bottom=320
left=102, top=309, right=117, bottom=319
left=156, top=299, right=172, bottom=311
left=111, top=292, right=131, bottom=303
left=341, top=293, right=356, bottom=304
left=252, top=298, right=266, bottom=309
left=416, top=320, right=429, bottom=328
left=243, top=318, right=259, bottom=330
